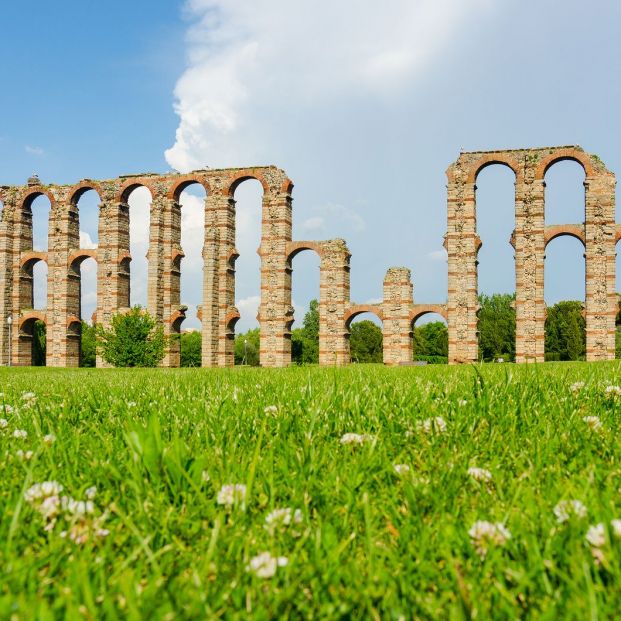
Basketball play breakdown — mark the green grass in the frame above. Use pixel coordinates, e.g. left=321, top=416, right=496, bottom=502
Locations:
left=2, top=362, right=621, bottom=619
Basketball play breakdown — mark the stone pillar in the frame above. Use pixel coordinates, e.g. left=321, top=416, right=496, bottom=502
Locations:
left=96, top=183, right=129, bottom=366
left=161, top=195, right=183, bottom=367
left=381, top=267, right=414, bottom=365
left=259, top=187, right=293, bottom=367
left=584, top=172, right=616, bottom=360
left=202, top=192, right=236, bottom=367
left=318, top=239, right=351, bottom=365
left=514, top=173, right=545, bottom=363
left=46, top=188, right=80, bottom=366
left=147, top=191, right=164, bottom=321
left=446, top=173, right=479, bottom=363
left=0, top=192, right=16, bottom=365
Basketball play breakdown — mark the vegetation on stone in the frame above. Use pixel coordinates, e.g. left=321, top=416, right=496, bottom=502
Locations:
left=3, top=363, right=621, bottom=617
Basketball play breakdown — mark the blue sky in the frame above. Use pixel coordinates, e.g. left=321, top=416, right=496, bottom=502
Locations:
left=3, top=0, right=621, bottom=331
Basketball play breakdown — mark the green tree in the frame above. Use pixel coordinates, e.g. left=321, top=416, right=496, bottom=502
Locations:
left=413, top=321, right=448, bottom=362
left=180, top=331, right=201, bottom=367
left=96, top=306, right=166, bottom=368
left=300, top=299, right=319, bottom=364
left=33, top=320, right=46, bottom=366
left=234, top=328, right=260, bottom=366
left=350, top=320, right=383, bottom=363
left=545, top=301, right=585, bottom=361
left=80, top=321, right=96, bottom=367
left=291, top=328, right=305, bottom=364
left=478, top=293, right=516, bottom=361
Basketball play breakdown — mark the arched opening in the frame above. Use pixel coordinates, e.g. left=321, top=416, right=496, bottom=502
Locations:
left=346, top=311, right=383, bottom=364
left=127, top=186, right=152, bottom=309
left=76, top=189, right=100, bottom=248
left=474, top=164, right=516, bottom=362
left=287, top=247, right=321, bottom=364
left=177, top=182, right=206, bottom=367
left=33, top=260, right=48, bottom=310
left=18, top=317, right=46, bottom=366
left=232, top=179, right=263, bottom=364
left=544, top=160, right=585, bottom=225
left=544, top=236, right=585, bottom=361
left=79, top=257, right=97, bottom=367
left=30, top=194, right=50, bottom=252
left=412, top=312, right=448, bottom=363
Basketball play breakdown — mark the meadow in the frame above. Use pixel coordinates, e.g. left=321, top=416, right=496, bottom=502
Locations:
left=2, top=362, right=621, bottom=619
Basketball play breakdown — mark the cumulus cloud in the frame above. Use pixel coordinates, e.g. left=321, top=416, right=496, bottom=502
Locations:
left=428, top=248, right=448, bottom=262
left=79, top=231, right=98, bottom=249
left=166, top=0, right=492, bottom=171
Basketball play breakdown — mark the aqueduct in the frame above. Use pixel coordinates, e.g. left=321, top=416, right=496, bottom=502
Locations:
left=0, top=144, right=616, bottom=366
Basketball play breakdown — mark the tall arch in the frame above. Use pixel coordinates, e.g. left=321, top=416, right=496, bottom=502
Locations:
left=411, top=310, right=448, bottom=363
left=126, top=185, right=152, bottom=310
left=345, top=308, right=384, bottom=364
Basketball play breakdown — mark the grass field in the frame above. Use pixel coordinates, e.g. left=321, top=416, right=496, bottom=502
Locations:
left=2, top=362, right=621, bottom=619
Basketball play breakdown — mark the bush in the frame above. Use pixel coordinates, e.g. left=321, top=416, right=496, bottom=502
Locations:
left=96, top=306, right=166, bottom=368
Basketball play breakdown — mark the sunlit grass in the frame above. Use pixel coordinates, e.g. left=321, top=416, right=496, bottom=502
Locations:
left=1, top=362, right=621, bottom=618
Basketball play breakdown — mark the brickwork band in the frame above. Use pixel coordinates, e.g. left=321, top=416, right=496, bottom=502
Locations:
left=0, top=146, right=612, bottom=367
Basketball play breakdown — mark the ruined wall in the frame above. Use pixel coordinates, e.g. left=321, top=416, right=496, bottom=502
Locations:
left=446, top=146, right=616, bottom=364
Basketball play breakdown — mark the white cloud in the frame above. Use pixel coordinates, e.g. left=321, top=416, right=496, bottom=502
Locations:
left=25, top=145, right=44, bottom=156
left=235, top=295, right=260, bottom=332
left=166, top=0, right=492, bottom=171
left=80, top=231, right=98, bottom=249
left=301, top=217, right=325, bottom=234
left=428, top=248, right=447, bottom=262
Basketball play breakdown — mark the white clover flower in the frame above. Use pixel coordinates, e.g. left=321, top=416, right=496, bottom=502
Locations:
left=339, top=433, right=372, bottom=445
left=0, top=418, right=8, bottom=429
left=43, top=433, right=56, bottom=445
left=586, top=523, right=606, bottom=548
left=217, top=483, right=247, bottom=507
left=16, top=449, right=33, bottom=461
left=604, top=385, right=621, bottom=397
left=553, top=500, right=587, bottom=523
left=417, top=417, right=447, bottom=435
left=264, top=405, right=278, bottom=414
left=264, top=507, right=302, bottom=534
left=25, top=481, right=64, bottom=504
left=127, top=401, right=137, bottom=408
left=468, top=521, right=511, bottom=557
left=246, top=552, right=288, bottom=578
left=610, top=519, right=621, bottom=539
left=39, top=494, right=62, bottom=520
left=201, top=470, right=210, bottom=483
left=468, top=467, right=493, bottom=483
left=393, top=464, right=411, bottom=476
left=85, top=486, right=97, bottom=500
left=570, top=381, right=585, bottom=393
left=3, top=405, right=14, bottom=414
left=458, top=399, right=468, bottom=407
left=22, top=392, right=36, bottom=401
left=582, top=416, right=603, bottom=432
left=13, top=429, right=27, bottom=439
left=62, top=497, right=95, bottom=516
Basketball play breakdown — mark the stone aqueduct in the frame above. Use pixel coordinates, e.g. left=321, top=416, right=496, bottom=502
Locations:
left=0, top=145, right=617, bottom=367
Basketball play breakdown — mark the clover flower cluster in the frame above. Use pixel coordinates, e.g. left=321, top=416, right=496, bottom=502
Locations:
left=264, top=507, right=302, bottom=535
left=468, top=467, right=493, bottom=483
left=553, top=499, right=587, bottom=523
left=585, top=520, right=621, bottom=564
left=468, top=521, right=511, bottom=558
left=417, top=416, right=447, bottom=435
left=340, top=433, right=373, bottom=446
left=24, top=481, right=109, bottom=544
left=583, top=415, right=603, bottom=432
left=216, top=484, right=247, bottom=508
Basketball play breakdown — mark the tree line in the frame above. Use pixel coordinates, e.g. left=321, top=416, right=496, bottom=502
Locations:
left=26, top=294, right=621, bottom=367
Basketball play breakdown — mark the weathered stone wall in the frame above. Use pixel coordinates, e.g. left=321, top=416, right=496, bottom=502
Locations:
left=446, top=146, right=616, bottom=364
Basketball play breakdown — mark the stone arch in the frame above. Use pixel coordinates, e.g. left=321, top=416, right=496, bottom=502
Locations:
left=535, top=148, right=595, bottom=181
left=227, top=172, right=270, bottom=197
left=466, top=155, right=520, bottom=184
left=117, top=179, right=157, bottom=204
left=544, top=224, right=585, bottom=249
left=17, top=312, right=46, bottom=366
left=410, top=304, right=448, bottom=324
left=344, top=306, right=384, bottom=364
left=169, top=176, right=210, bottom=202
left=69, top=182, right=104, bottom=206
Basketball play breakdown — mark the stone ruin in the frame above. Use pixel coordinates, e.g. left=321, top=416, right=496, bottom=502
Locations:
left=0, top=145, right=616, bottom=366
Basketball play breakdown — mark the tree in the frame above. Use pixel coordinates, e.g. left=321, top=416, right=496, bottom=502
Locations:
left=478, top=293, right=516, bottom=361
left=350, top=320, right=383, bottom=363
left=300, top=299, right=319, bottom=364
left=180, top=331, right=201, bottom=367
left=234, top=328, right=260, bottom=366
left=33, top=320, right=46, bottom=366
left=413, top=321, right=448, bottom=362
left=80, top=321, right=96, bottom=367
left=96, top=306, right=166, bottom=367
left=545, top=301, right=585, bottom=361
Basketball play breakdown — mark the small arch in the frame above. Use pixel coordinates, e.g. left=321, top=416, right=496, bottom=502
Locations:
left=227, top=172, right=270, bottom=197
left=544, top=224, right=585, bottom=249
left=18, top=315, right=47, bottom=366
left=19, top=311, right=46, bottom=328
left=69, top=182, right=104, bottom=206
left=535, top=148, right=594, bottom=180
left=117, top=179, right=156, bottom=204
left=544, top=159, right=586, bottom=225
left=286, top=241, right=323, bottom=263
left=20, top=252, right=48, bottom=270
left=20, top=188, right=55, bottom=210
left=345, top=304, right=384, bottom=327
left=411, top=311, right=448, bottom=363
left=169, top=176, right=210, bottom=202
left=468, top=154, right=519, bottom=184
left=409, top=304, right=448, bottom=324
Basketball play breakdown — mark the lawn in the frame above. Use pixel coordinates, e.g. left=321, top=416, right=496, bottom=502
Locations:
left=2, top=362, right=621, bottom=619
